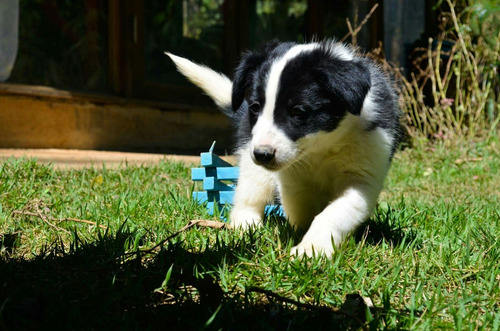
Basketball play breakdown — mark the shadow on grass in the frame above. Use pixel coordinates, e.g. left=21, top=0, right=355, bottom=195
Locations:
left=265, top=202, right=420, bottom=249
left=0, top=227, right=367, bottom=330
left=354, top=204, right=420, bottom=248
left=0, top=204, right=418, bottom=330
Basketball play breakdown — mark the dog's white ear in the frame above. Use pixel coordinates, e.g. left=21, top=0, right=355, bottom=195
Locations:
left=165, top=52, right=233, bottom=114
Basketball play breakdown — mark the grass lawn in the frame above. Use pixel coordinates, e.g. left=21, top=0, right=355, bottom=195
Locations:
left=0, top=138, right=498, bottom=330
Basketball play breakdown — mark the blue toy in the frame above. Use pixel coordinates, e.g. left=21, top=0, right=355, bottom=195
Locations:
left=191, top=142, right=284, bottom=220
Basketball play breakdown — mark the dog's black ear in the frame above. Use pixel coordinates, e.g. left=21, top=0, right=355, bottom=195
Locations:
left=321, top=60, right=371, bottom=116
left=232, top=40, right=285, bottom=111
left=231, top=52, right=265, bottom=112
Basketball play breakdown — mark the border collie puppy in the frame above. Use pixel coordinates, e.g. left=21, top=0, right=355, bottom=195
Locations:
left=166, top=40, right=400, bottom=257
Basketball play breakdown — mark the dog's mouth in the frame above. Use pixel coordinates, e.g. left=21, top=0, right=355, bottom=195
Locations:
left=256, top=161, right=282, bottom=171
left=251, top=152, right=300, bottom=172
left=260, top=150, right=310, bottom=172
left=251, top=155, right=282, bottom=171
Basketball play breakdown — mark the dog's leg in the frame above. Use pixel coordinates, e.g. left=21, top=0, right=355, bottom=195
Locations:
left=230, top=145, right=276, bottom=229
left=290, top=183, right=380, bottom=257
left=278, top=181, right=322, bottom=230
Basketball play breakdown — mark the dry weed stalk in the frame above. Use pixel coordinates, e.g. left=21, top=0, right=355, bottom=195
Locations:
left=397, top=0, right=499, bottom=141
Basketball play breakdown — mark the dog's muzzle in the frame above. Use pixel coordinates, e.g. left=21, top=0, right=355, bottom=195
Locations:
left=253, top=145, right=276, bottom=166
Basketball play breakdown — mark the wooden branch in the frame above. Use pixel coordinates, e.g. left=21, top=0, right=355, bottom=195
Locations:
left=247, top=286, right=326, bottom=310
left=246, top=287, right=367, bottom=329
left=12, top=210, right=107, bottom=230
left=340, top=4, right=379, bottom=44
left=124, top=219, right=232, bottom=257
left=56, top=217, right=108, bottom=229
left=13, top=210, right=70, bottom=234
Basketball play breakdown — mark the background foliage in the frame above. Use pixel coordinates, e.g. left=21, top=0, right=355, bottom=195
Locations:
left=398, top=0, right=499, bottom=141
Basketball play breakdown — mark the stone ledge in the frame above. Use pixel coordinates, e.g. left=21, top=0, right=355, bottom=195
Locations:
left=0, top=148, right=200, bottom=170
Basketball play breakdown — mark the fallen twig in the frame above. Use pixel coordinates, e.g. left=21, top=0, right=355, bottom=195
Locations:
left=247, top=286, right=326, bottom=311
left=124, top=219, right=231, bottom=257
left=56, top=217, right=108, bottom=229
left=246, top=287, right=367, bottom=329
left=454, top=157, right=483, bottom=165
left=340, top=4, right=379, bottom=44
left=12, top=209, right=70, bottom=234
left=12, top=210, right=107, bottom=230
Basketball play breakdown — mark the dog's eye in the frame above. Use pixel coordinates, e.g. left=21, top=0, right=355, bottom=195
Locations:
left=249, top=102, right=261, bottom=114
left=290, top=105, right=309, bottom=118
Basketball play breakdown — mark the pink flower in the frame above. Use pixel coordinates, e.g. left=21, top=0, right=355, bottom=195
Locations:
left=440, top=98, right=454, bottom=107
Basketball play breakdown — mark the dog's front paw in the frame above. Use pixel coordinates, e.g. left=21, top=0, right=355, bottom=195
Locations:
left=290, top=217, right=345, bottom=257
left=290, top=230, right=342, bottom=257
left=230, top=208, right=263, bottom=230
left=290, top=240, right=335, bottom=258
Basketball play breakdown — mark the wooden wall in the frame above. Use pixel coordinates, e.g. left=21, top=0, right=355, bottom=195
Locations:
left=0, top=84, right=233, bottom=154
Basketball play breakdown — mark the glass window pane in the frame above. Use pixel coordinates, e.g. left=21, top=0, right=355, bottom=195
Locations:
left=249, top=0, right=308, bottom=48
left=144, top=0, right=225, bottom=86
left=323, top=1, right=350, bottom=40
left=323, top=1, right=373, bottom=49
left=8, top=0, right=108, bottom=93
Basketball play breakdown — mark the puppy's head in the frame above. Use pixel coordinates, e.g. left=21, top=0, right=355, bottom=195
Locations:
left=232, top=41, right=371, bottom=171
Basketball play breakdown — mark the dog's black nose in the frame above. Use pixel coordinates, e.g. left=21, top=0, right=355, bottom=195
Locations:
left=253, top=145, right=276, bottom=165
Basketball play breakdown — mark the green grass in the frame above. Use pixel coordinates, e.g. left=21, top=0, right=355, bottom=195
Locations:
left=0, top=139, right=498, bottom=330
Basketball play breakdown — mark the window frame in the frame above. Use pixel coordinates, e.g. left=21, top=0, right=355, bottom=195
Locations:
left=108, top=0, right=361, bottom=108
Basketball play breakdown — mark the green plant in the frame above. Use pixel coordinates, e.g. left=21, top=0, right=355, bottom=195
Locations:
left=400, top=0, right=499, bottom=141
left=0, top=141, right=498, bottom=329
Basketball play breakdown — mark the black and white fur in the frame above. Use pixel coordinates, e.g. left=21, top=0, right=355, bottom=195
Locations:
left=166, top=40, right=400, bottom=257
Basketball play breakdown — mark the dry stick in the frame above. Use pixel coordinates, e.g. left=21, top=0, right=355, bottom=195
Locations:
left=340, top=4, right=379, bottom=44
left=345, top=19, right=356, bottom=45
left=246, top=287, right=366, bottom=329
left=446, top=0, right=480, bottom=97
left=447, top=0, right=496, bottom=135
left=14, top=203, right=229, bottom=256
left=13, top=209, right=70, bottom=234
left=433, top=39, right=460, bottom=134
left=124, top=219, right=231, bottom=257
left=247, top=286, right=327, bottom=310
left=36, top=210, right=71, bottom=234
left=56, top=218, right=108, bottom=230
left=12, top=210, right=107, bottom=230
left=442, top=43, right=458, bottom=92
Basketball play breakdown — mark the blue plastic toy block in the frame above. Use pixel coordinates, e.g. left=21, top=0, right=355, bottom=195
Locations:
left=191, top=142, right=285, bottom=220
